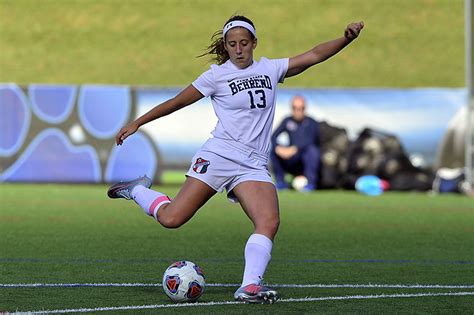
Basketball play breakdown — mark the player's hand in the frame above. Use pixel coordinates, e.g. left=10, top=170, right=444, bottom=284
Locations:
left=344, top=21, right=364, bottom=41
left=115, top=122, right=139, bottom=145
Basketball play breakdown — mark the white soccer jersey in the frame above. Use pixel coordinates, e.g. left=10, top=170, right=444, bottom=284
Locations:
left=192, top=57, right=289, bottom=156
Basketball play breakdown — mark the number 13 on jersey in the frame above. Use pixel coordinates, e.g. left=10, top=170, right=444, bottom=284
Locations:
left=248, top=89, right=266, bottom=109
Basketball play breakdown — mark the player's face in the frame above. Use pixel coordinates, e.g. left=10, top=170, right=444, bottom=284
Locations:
left=224, top=27, right=257, bottom=69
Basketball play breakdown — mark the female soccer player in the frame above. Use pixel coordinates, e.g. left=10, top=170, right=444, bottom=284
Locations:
left=108, top=15, right=364, bottom=304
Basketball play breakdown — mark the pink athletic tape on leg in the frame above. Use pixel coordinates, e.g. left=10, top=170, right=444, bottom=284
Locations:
left=149, top=196, right=171, bottom=220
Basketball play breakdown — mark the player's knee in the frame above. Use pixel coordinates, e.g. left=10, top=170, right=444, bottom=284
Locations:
left=270, top=216, right=280, bottom=234
left=159, top=216, right=183, bottom=229
left=257, top=215, right=280, bottom=236
left=158, top=211, right=185, bottom=229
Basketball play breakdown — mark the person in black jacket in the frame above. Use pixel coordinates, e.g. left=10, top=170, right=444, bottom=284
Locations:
left=271, top=95, right=321, bottom=191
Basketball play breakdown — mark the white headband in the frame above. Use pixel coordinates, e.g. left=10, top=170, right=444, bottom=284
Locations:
left=223, top=21, right=256, bottom=38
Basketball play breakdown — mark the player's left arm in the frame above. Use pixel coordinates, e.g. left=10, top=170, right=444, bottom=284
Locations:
left=286, top=21, right=364, bottom=78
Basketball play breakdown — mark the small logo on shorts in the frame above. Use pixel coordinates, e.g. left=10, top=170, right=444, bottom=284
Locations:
left=193, top=157, right=210, bottom=174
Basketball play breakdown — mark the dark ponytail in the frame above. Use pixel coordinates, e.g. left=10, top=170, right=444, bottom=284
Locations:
left=199, top=15, right=256, bottom=65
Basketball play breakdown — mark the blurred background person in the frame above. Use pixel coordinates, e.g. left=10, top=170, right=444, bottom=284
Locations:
left=271, top=95, right=321, bottom=191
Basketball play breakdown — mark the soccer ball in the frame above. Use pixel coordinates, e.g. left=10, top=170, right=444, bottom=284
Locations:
left=162, top=260, right=206, bottom=303
left=292, top=175, right=308, bottom=191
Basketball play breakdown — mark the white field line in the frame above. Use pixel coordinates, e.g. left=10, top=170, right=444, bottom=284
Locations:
left=2, top=282, right=474, bottom=289
left=18, top=292, right=474, bottom=314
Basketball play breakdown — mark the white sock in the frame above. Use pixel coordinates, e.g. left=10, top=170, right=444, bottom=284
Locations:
left=131, top=185, right=171, bottom=220
left=241, top=233, right=273, bottom=287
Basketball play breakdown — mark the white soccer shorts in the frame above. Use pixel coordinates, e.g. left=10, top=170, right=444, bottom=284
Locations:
left=186, top=138, right=274, bottom=203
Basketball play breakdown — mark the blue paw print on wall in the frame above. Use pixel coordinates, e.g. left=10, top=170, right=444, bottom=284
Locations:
left=105, top=131, right=157, bottom=182
left=0, top=83, right=161, bottom=183
left=78, top=85, right=131, bottom=139
left=29, top=84, right=77, bottom=125
left=1, top=128, right=101, bottom=182
left=0, top=84, right=31, bottom=157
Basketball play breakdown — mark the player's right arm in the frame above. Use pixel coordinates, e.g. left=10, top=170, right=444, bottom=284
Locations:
left=115, top=85, right=204, bottom=145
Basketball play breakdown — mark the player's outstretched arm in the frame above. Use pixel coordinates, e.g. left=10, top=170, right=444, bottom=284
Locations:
left=115, top=85, right=204, bottom=145
left=286, top=21, right=364, bottom=78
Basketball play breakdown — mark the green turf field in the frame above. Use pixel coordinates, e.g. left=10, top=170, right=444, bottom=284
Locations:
left=0, top=0, right=472, bottom=313
left=1, top=184, right=473, bottom=313
left=0, top=0, right=464, bottom=87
